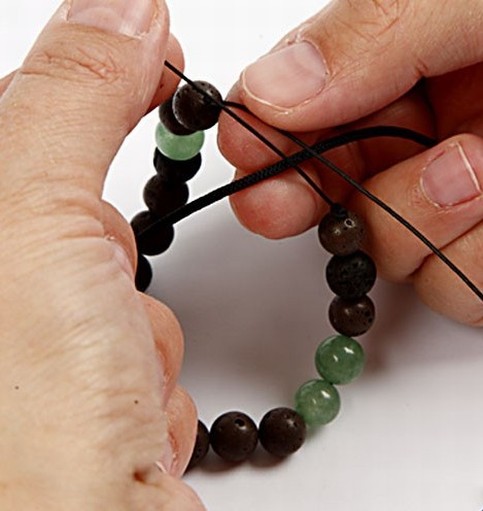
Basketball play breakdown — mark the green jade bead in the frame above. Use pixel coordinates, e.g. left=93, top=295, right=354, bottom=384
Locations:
left=315, top=335, right=365, bottom=385
left=295, top=379, right=341, bottom=426
left=155, top=122, right=205, bottom=161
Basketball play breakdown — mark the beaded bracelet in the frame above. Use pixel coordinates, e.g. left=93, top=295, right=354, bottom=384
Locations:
left=130, top=64, right=483, bottom=470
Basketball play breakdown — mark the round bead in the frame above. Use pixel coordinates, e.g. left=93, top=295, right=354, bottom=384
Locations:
left=295, top=379, right=341, bottom=427
left=187, top=420, right=210, bottom=470
left=158, top=99, right=195, bottom=136
left=155, top=122, right=205, bottom=161
left=135, top=254, right=152, bottom=292
left=315, top=335, right=365, bottom=385
left=326, top=251, right=377, bottom=299
left=329, top=295, right=375, bottom=337
left=153, top=148, right=202, bottom=183
left=318, top=207, right=365, bottom=256
left=131, top=210, right=175, bottom=256
left=259, top=407, right=306, bottom=458
left=143, top=175, right=189, bottom=217
left=209, top=411, right=258, bottom=463
left=172, top=81, right=222, bottom=131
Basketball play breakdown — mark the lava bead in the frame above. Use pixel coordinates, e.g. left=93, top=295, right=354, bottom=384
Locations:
left=318, top=207, right=365, bottom=256
left=187, top=421, right=210, bottom=470
left=153, top=148, right=202, bottom=183
left=329, top=295, right=375, bottom=336
left=172, top=81, right=223, bottom=131
left=315, top=335, right=365, bottom=385
left=143, top=175, right=189, bottom=217
left=326, top=251, right=377, bottom=299
left=295, top=379, right=341, bottom=426
left=209, top=411, right=258, bottom=463
left=158, top=98, right=195, bottom=136
left=131, top=210, right=175, bottom=256
left=259, top=407, right=306, bottom=458
left=155, top=122, right=205, bottom=161
left=135, top=254, right=152, bottom=292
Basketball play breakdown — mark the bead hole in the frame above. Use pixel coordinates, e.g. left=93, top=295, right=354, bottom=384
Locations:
left=235, top=418, right=245, bottom=427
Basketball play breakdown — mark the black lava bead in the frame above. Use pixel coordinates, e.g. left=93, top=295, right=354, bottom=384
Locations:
left=143, top=175, right=189, bottom=217
left=326, top=251, right=377, bottom=299
left=153, top=148, right=202, bottom=183
left=187, top=420, right=210, bottom=470
left=135, top=254, right=153, bottom=292
left=131, top=210, right=175, bottom=256
left=158, top=98, right=195, bottom=136
left=209, top=411, right=258, bottom=463
left=328, top=295, right=376, bottom=337
left=172, top=81, right=222, bottom=131
left=318, top=206, right=365, bottom=256
left=259, top=407, right=306, bottom=458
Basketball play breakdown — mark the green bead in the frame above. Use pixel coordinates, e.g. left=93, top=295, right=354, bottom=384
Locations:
left=295, top=379, right=341, bottom=426
left=155, top=122, right=205, bottom=161
left=315, top=335, right=365, bottom=385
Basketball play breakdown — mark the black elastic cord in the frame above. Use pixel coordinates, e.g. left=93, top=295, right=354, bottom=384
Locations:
left=141, top=61, right=483, bottom=302
left=157, top=125, right=436, bottom=226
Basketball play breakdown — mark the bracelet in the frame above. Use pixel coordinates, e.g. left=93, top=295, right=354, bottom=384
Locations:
left=129, top=65, right=483, bottom=470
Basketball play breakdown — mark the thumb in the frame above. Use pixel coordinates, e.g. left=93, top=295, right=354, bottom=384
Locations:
left=238, top=0, right=483, bottom=131
left=0, top=0, right=180, bottom=200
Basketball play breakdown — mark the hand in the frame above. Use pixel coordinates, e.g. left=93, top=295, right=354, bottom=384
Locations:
left=0, top=1, right=203, bottom=509
left=218, top=0, right=483, bottom=326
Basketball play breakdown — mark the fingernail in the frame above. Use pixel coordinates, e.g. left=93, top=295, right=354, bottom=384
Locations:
left=68, top=0, right=156, bottom=37
left=109, top=239, right=135, bottom=280
left=157, top=438, right=176, bottom=475
left=422, top=142, right=482, bottom=206
left=241, top=41, right=327, bottom=109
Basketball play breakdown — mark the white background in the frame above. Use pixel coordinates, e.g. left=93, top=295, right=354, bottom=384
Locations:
left=1, top=2, right=482, bottom=511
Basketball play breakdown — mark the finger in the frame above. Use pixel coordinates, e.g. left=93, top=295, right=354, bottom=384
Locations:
left=223, top=86, right=435, bottom=239
left=413, top=222, right=483, bottom=326
left=147, top=33, right=184, bottom=113
left=351, top=133, right=483, bottom=324
left=163, top=386, right=197, bottom=478
left=238, top=0, right=483, bottom=131
left=141, top=295, right=184, bottom=405
left=0, top=0, right=183, bottom=200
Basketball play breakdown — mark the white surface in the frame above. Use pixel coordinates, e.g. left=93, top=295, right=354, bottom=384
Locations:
left=1, top=2, right=482, bottom=511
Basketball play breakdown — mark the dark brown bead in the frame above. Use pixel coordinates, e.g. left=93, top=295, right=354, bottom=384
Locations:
left=209, top=411, right=258, bottom=463
left=135, top=254, right=152, bottom=292
left=318, top=206, right=365, bottom=256
left=328, top=295, right=376, bottom=336
left=187, top=421, right=210, bottom=470
left=143, top=175, right=189, bottom=217
left=153, top=148, right=202, bottom=183
left=259, top=408, right=306, bottom=458
left=158, top=99, right=195, bottom=136
left=172, top=81, right=222, bottom=131
left=326, top=251, right=377, bottom=299
left=131, top=210, right=174, bottom=256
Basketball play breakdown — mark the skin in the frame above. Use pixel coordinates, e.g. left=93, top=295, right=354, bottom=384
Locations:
left=0, top=1, right=203, bottom=510
left=0, top=0, right=481, bottom=510
left=218, top=0, right=483, bottom=326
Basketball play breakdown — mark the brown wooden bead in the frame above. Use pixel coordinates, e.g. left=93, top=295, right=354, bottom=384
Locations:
left=326, top=251, right=377, bottom=299
left=143, top=175, right=189, bottom=217
left=187, top=420, right=210, bottom=470
left=259, top=407, right=306, bottom=458
left=210, top=411, right=258, bottom=463
left=131, top=210, right=174, bottom=256
left=328, top=295, right=376, bottom=336
left=318, top=206, right=365, bottom=256
left=135, top=254, right=152, bottom=292
left=172, top=81, right=222, bottom=131
left=153, top=148, right=202, bottom=183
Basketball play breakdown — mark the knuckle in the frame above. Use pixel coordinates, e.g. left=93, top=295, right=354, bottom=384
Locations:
left=20, top=40, right=130, bottom=90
